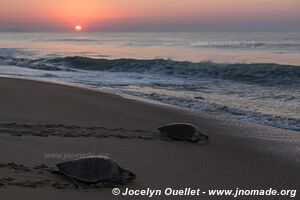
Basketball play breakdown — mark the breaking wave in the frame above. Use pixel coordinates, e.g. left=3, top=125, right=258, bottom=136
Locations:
left=1, top=56, right=299, bottom=87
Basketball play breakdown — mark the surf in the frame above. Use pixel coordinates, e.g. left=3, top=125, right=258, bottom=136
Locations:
left=1, top=56, right=300, bottom=87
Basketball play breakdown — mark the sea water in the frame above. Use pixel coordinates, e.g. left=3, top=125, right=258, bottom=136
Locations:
left=0, top=32, right=299, bottom=131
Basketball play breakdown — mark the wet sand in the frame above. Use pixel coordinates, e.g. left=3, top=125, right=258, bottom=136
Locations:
left=0, top=77, right=299, bottom=200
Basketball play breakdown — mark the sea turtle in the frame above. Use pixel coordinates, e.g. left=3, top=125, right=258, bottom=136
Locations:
left=159, top=123, right=209, bottom=144
left=50, top=157, right=136, bottom=187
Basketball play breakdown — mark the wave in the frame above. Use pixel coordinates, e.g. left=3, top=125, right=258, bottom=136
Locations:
left=0, top=56, right=72, bottom=71
left=47, top=56, right=300, bottom=87
left=1, top=56, right=300, bottom=87
left=127, top=91, right=300, bottom=131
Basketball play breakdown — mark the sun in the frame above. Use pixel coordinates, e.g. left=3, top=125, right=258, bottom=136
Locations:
left=75, top=25, right=82, bottom=32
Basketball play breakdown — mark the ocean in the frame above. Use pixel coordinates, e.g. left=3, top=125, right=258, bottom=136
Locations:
left=0, top=32, right=299, bottom=131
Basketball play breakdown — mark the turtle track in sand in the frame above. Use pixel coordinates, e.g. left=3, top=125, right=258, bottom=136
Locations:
left=0, top=162, right=74, bottom=189
left=0, top=123, right=166, bottom=141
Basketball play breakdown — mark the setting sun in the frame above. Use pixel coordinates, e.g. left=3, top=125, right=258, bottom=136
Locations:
left=75, top=25, right=82, bottom=32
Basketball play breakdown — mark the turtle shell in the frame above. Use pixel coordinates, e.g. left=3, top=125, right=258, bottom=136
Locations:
left=159, top=123, right=198, bottom=141
left=56, top=157, right=135, bottom=185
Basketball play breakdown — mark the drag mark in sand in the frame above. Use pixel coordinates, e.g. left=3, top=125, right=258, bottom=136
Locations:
left=0, top=123, right=164, bottom=141
left=0, top=163, right=74, bottom=189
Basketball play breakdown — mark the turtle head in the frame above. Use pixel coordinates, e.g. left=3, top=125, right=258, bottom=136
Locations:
left=121, top=168, right=136, bottom=181
left=112, top=167, right=136, bottom=185
left=195, top=130, right=209, bottom=145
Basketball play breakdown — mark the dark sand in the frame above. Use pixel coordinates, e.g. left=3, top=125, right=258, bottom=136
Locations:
left=0, top=77, right=299, bottom=200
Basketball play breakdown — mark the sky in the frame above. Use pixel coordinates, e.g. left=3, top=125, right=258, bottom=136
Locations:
left=0, top=0, right=299, bottom=32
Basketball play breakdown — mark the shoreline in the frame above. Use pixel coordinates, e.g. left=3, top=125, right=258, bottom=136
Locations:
left=1, top=74, right=298, bottom=132
left=0, top=77, right=299, bottom=199
left=0, top=76, right=299, bottom=161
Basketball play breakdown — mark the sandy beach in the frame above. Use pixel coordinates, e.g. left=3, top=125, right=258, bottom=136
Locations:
left=0, top=77, right=299, bottom=200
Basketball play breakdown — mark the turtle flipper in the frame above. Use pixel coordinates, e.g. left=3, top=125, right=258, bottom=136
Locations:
left=48, top=166, right=60, bottom=174
left=197, top=140, right=207, bottom=145
left=69, top=177, right=84, bottom=189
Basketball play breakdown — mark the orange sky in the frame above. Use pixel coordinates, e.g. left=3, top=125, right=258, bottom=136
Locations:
left=0, top=0, right=299, bottom=31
